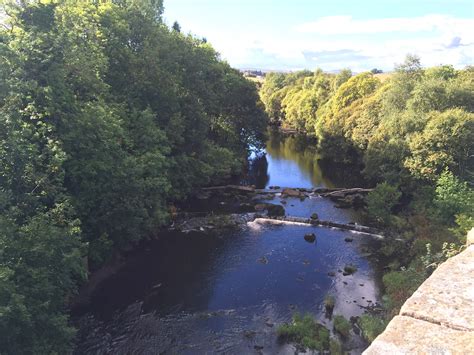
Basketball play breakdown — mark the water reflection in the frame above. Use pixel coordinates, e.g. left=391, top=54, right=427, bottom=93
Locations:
left=248, top=130, right=363, bottom=189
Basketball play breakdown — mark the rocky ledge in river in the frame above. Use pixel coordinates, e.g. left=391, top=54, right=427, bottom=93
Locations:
left=171, top=213, right=255, bottom=233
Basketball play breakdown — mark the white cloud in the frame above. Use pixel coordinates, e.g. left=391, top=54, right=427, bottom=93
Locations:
left=187, top=14, right=474, bottom=71
left=295, top=14, right=474, bottom=36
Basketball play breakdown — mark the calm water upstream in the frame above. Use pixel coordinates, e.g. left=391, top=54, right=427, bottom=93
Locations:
left=74, top=131, right=382, bottom=354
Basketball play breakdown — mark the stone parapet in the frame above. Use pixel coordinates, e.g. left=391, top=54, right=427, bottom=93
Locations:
left=364, top=228, right=474, bottom=354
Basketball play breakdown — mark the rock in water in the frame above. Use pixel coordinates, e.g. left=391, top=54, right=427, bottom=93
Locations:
left=310, top=212, right=319, bottom=220
left=304, top=233, right=316, bottom=243
left=281, top=188, right=305, bottom=198
left=267, top=204, right=285, bottom=217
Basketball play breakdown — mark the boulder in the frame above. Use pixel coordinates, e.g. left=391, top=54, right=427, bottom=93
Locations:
left=281, top=188, right=305, bottom=198
left=304, top=233, right=316, bottom=243
left=310, top=212, right=319, bottom=220
left=267, top=204, right=285, bottom=217
left=254, top=203, right=269, bottom=211
left=343, top=264, right=357, bottom=275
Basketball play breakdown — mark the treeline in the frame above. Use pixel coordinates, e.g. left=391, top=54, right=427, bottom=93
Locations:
left=0, top=0, right=266, bottom=353
left=261, top=56, right=473, bottom=336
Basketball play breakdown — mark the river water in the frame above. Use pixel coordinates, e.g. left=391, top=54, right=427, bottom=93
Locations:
left=74, top=131, right=382, bottom=354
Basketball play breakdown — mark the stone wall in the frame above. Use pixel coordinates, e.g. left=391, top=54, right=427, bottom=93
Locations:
left=364, top=228, right=474, bottom=354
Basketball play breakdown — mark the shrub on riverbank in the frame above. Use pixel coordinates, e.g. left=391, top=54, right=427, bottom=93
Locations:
left=277, top=313, right=330, bottom=351
left=358, top=314, right=388, bottom=343
left=333, top=315, right=351, bottom=337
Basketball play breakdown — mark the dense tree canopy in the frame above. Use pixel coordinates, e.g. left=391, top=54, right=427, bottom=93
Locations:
left=0, top=1, right=267, bottom=353
left=261, top=55, right=473, bottom=248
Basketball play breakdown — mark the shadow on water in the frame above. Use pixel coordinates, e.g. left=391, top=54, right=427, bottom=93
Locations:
left=74, top=130, right=380, bottom=354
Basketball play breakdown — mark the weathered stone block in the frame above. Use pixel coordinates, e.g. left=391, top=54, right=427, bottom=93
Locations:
left=365, top=315, right=474, bottom=355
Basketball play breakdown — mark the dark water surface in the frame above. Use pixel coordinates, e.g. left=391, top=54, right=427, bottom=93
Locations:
left=75, top=131, right=381, bottom=354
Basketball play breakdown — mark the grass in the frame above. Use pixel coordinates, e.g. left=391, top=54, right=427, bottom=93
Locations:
left=333, top=315, right=351, bottom=337
left=324, top=294, right=335, bottom=311
left=277, top=313, right=330, bottom=351
left=358, top=314, right=388, bottom=343
left=329, top=338, right=343, bottom=355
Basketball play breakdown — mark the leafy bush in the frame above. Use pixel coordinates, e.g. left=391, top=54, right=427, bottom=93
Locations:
left=277, top=313, right=329, bottom=351
left=366, top=183, right=401, bottom=225
left=434, top=170, right=474, bottom=238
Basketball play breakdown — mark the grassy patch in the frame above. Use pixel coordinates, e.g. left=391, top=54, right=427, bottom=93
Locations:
left=277, top=313, right=329, bottom=351
left=324, top=294, right=335, bottom=311
left=358, top=314, right=387, bottom=343
left=333, top=315, right=351, bottom=337
left=329, top=338, right=344, bottom=355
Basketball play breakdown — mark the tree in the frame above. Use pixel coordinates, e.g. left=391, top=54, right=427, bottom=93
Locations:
left=366, top=183, right=401, bottom=225
left=405, top=109, right=474, bottom=180
left=172, top=20, right=181, bottom=32
left=434, top=170, right=474, bottom=231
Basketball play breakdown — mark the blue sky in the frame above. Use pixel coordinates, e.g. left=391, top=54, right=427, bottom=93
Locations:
left=163, top=0, right=474, bottom=71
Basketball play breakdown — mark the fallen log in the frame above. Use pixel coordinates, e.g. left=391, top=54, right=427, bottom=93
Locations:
left=312, top=187, right=346, bottom=193
left=201, top=185, right=255, bottom=193
left=254, top=187, right=314, bottom=194
left=254, top=187, right=372, bottom=196
left=320, top=188, right=373, bottom=197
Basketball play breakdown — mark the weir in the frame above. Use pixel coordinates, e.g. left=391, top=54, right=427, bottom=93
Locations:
left=251, top=216, right=385, bottom=239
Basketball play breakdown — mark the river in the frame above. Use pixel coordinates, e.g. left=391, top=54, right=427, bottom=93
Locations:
left=74, top=130, right=382, bottom=354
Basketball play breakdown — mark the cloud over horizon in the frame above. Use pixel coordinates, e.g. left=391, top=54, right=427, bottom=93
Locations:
left=164, top=2, right=474, bottom=72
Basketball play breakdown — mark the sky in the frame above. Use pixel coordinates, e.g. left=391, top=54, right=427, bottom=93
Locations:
left=163, top=0, right=474, bottom=72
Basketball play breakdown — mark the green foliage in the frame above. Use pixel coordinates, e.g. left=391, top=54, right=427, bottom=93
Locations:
left=366, top=183, right=401, bottom=225
left=0, top=203, right=85, bottom=354
left=382, top=265, right=426, bottom=313
left=421, top=242, right=465, bottom=272
left=333, top=315, right=351, bottom=337
left=0, top=1, right=267, bottom=353
left=358, top=315, right=387, bottom=343
left=405, top=110, right=474, bottom=180
left=329, top=338, right=344, bottom=355
left=331, top=72, right=379, bottom=111
left=277, top=313, right=330, bottom=351
left=434, top=170, right=474, bottom=229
